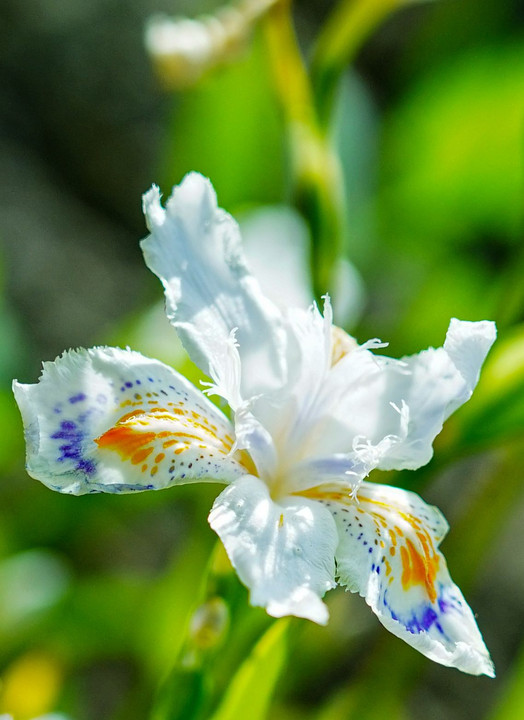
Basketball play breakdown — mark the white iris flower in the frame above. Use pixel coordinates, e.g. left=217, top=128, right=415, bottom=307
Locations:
left=14, top=173, right=496, bottom=676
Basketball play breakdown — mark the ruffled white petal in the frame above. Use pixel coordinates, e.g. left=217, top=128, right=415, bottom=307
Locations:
left=141, top=173, right=286, bottom=405
left=377, top=319, right=496, bottom=470
left=13, top=347, right=247, bottom=495
left=443, top=319, right=497, bottom=405
left=252, top=299, right=334, bottom=461
left=292, top=319, right=495, bottom=471
left=209, top=475, right=338, bottom=624
left=323, top=481, right=494, bottom=676
left=268, top=334, right=398, bottom=461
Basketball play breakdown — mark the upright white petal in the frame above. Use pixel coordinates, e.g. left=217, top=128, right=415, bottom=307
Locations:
left=209, top=475, right=338, bottom=624
left=272, top=337, right=397, bottom=461
left=253, top=300, right=333, bottom=460
left=141, top=174, right=286, bottom=405
left=319, top=481, right=494, bottom=676
left=13, top=347, right=247, bottom=495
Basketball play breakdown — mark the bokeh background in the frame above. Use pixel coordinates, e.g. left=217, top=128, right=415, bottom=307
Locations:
left=1, top=0, right=524, bottom=718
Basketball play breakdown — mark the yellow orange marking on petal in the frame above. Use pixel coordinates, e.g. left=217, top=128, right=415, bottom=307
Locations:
left=361, top=497, right=439, bottom=602
left=132, top=447, right=153, bottom=464
left=400, top=537, right=439, bottom=603
left=96, top=424, right=155, bottom=460
left=235, top=449, right=258, bottom=476
left=162, top=439, right=179, bottom=448
left=117, top=409, right=147, bottom=424
left=331, top=326, right=357, bottom=366
left=295, top=487, right=350, bottom=502
left=297, top=486, right=440, bottom=603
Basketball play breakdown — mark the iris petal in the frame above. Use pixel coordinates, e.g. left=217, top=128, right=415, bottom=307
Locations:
left=141, top=173, right=287, bottom=406
left=14, top=347, right=246, bottom=495
left=315, top=481, right=494, bottom=676
left=209, top=475, right=338, bottom=624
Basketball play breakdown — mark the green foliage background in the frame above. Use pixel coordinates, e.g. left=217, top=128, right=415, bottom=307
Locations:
left=0, top=0, right=523, bottom=718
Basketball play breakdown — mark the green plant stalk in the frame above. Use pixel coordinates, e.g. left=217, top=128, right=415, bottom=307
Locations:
left=148, top=543, right=235, bottom=720
left=210, top=619, right=289, bottom=720
left=263, top=0, right=347, bottom=305
left=149, top=541, right=276, bottom=720
left=311, top=0, right=416, bottom=129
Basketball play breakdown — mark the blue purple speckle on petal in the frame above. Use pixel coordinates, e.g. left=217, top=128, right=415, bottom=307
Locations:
left=51, top=419, right=95, bottom=476
left=77, top=458, right=96, bottom=474
left=382, top=586, right=451, bottom=638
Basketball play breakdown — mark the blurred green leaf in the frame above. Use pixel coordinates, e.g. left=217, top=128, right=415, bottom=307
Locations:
left=0, top=252, right=27, bottom=386
left=0, top=390, right=25, bottom=471
left=150, top=665, right=211, bottom=720
left=489, top=641, right=524, bottom=720
left=380, top=44, right=524, bottom=254
left=210, top=619, right=289, bottom=720
left=162, top=31, right=285, bottom=210
left=0, top=550, right=70, bottom=633
left=334, top=71, right=379, bottom=271
left=138, top=528, right=216, bottom=679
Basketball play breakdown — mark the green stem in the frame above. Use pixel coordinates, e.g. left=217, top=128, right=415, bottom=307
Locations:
left=149, top=542, right=276, bottom=720
left=148, top=543, right=230, bottom=720
left=263, top=0, right=347, bottom=304
left=311, top=0, right=416, bottom=130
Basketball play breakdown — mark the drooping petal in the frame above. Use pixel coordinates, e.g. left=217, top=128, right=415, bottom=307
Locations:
left=141, top=174, right=286, bottom=405
left=13, top=347, right=247, bottom=495
left=310, top=481, right=494, bottom=676
left=209, top=475, right=338, bottom=624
